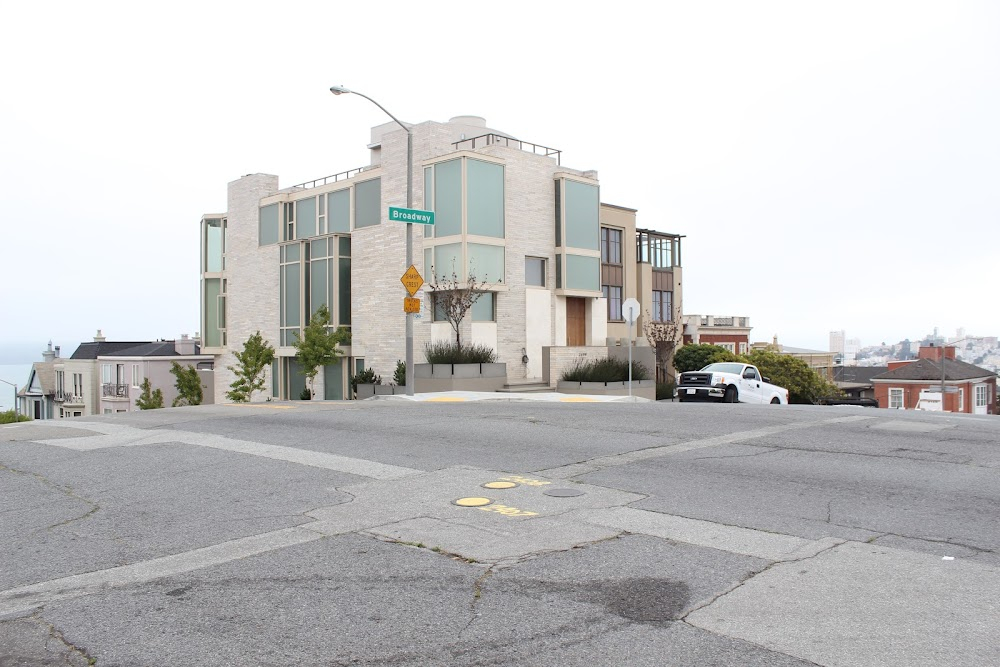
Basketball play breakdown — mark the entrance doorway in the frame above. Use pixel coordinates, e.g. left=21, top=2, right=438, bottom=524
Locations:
left=566, top=297, right=586, bottom=346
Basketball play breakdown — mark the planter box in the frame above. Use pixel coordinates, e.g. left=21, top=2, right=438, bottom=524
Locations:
left=556, top=379, right=656, bottom=400
left=414, top=363, right=507, bottom=393
left=356, top=384, right=405, bottom=400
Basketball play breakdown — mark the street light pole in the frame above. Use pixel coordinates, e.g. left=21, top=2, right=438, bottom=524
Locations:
left=0, top=378, right=18, bottom=419
left=330, top=85, right=415, bottom=397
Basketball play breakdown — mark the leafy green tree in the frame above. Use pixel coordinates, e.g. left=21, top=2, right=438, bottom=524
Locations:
left=170, top=362, right=203, bottom=407
left=135, top=378, right=164, bottom=410
left=293, top=305, right=350, bottom=399
left=673, top=344, right=739, bottom=373
left=743, top=349, right=842, bottom=404
left=227, top=331, right=276, bottom=403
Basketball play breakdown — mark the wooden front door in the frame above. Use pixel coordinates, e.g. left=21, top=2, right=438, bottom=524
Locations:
left=566, top=297, right=586, bottom=346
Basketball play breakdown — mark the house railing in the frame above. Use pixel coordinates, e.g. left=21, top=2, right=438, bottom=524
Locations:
left=452, top=134, right=561, bottom=164
left=102, top=383, right=129, bottom=398
left=290, top=165, right=371, bottom=190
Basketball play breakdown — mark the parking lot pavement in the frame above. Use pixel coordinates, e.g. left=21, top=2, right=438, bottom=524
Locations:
left=2, top=402, right=999, bottom=665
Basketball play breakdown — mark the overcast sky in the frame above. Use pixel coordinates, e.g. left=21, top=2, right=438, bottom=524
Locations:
left=1, top=1, right=997, bottom=362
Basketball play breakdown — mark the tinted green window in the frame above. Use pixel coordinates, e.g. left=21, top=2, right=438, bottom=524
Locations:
left=424, top=249, right=432, bottom=278
left=338, top=257, right=351, bottom=325
left=555, top=254, right=562, bottom=289
left=565, top=254, right=600, bottom=291
left=288, top=359, right=307, bottom=400
left=433, top=243, right=461, bottom=281
left=354, top=178, right=381, bottom=229
left=554, top=181, right=561, bottom=247
left=467, top=159, right=503, bottom=238
left=472, top=292, right=495, bottom=322
left=310, top=259, right=328, bottom=315
left=203, top=278, right=221, bottom=347
left=338, top=236, right=351, bottom=257
left=434, top=160, right=462, bottom=237
left=283, top=264, right=300, bottom=327
left=564, top=181, right=599, bottom=250
left=423, top=167, right=434, bottom=238
left=205, top=219, right=224, bottom=272
left=467, top=243, right=504, bottom=283
left=328, top=189, right=351, bottom=233
left=324, top=360, right=344, bottom=400
left=297, top=197, right=317, bottom=239
left=260, top=204, right=280, bottom=245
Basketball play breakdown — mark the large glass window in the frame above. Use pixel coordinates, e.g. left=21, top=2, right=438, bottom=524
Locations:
left=280, top=244, right=302, bottom=346
left=472, top=292, right=495, bottom=322
left=204, top=218, right=225, bottom=272
left=466, top=159, right=504, bottom=238
left=259, top=204, right=279, bottom=246
left=433, top=243, right=462, bottom=281
left=434, top=160, right=462, bottom=237
left=354, top=178, right=381, bottom=229
left=601, top=227, right=623, bottom=320
left=467, top=243, right=504, bottom=283
left=328, top=189, right=350, bottom=233
left=297, top=197, right=317, bottom=239
left=564, top=180, right=599, bottom=250
left=652, top=290, right=673, bottom=322
left=203, top=277, right=223, bottom=347
left=565, top=254, right=600, bottom=291
left=338, top=238, right=351, bottom=326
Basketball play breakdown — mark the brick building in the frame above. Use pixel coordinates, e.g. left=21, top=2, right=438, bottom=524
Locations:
left=872, top=344, right=997, bottom=414
left=683, top=315, right=752, bottom=355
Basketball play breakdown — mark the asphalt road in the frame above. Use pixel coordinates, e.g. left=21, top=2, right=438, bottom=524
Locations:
left=1, top=399, right=998, bottom=666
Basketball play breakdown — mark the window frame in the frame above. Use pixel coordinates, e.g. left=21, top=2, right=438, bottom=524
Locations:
left=889, top=387, right=904, bottom=409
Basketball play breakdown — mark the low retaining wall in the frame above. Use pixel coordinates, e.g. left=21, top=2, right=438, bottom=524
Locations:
left=556, top=380, right=656, bottom=400
left=413, top=363, right=507, bottom=393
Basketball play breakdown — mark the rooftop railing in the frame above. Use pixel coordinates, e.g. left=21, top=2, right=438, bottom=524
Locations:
left=453, top=134, right=561, bottom=164
left=291, top=165, right=372, bottom=191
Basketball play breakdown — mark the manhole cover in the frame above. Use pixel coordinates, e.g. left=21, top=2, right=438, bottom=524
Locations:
left=482, top=481, right=518, bottom=489
left=543, top=488, right=585, bottom=498
left=453, top=497, right=493, bottom=507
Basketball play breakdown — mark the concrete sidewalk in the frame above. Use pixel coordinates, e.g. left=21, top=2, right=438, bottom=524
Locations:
left=369, top=391, right=654, bottom=403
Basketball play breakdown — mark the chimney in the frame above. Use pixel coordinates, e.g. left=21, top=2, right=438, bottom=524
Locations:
left=94, top=329, right=106, bottom=342
left=174, top=334, right=196, bottom=356
left=42, top=341, right=56, bottom=363
left=54, top=345, right=60, bottom=358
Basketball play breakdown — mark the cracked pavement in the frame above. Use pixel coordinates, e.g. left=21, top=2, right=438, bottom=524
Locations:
left=1, top=400, right=999, bottom=666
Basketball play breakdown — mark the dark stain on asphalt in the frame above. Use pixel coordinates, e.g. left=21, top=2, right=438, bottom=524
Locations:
left=588, top=577, right=691, bottom=623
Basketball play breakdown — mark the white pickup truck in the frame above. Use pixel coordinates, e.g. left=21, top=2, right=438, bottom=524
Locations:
left=677, top=363, right=789, bottom=404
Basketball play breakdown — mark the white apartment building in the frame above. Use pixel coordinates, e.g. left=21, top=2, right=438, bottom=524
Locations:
left=201, top=115, right=662, bottom=401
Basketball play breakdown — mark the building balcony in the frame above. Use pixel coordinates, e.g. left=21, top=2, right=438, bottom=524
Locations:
left=700, top=316, right=750, bottom=328
left=102, top=383, right=129, bottom=399
left=61, top=394, right=85, bottom=406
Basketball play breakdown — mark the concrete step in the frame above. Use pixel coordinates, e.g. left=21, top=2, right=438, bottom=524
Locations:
left=495, top=382, right=555, bottom=393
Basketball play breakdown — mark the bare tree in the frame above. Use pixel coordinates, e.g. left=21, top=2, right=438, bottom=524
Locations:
left=426, top=262, right=496, bottom=349
left=642, top=308, right=683, bottom=383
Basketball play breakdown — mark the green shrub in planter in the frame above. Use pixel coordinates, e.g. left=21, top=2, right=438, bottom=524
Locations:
left=424, top=342, right=498, bottom=364
left=656, top=382, right=676, bottom=400
left=561, top=358, right=649, bottom=383
left=350, top=368, right=381, bottom=397
left=393, top=360, right=406, bottom=387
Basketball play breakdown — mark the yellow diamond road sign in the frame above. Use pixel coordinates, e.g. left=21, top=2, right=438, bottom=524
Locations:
left=401, top=265, right=423, bottom=296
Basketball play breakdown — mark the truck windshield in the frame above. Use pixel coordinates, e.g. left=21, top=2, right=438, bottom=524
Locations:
left=701, top=363, right=745, bottom=374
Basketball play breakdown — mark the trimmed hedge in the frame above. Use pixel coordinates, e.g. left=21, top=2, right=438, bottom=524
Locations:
left=561, top=358, right=649, bottom=383
left=424, top=342, right=498, bottom=364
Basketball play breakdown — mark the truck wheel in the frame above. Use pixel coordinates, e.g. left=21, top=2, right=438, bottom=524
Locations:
left=723, top=386, right=737, bottom=403
left=770, top=397, right=780, bottom=404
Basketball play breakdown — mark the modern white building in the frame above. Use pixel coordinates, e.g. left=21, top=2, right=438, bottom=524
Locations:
left=201, top=115, right=683, bottom=400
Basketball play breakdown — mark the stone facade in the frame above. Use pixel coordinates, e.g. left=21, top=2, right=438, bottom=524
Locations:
left=201, top=115, right=673, bottom=400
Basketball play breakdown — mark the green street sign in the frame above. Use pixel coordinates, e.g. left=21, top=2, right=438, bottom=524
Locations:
left=389, top=207, right=435, bottom=225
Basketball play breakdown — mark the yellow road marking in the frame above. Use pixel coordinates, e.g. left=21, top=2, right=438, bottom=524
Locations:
left=222, top=403, right=294, bottom=409
left=454, top=497, right=492, bottom=507
left=482, top=481, right=518, bottom=490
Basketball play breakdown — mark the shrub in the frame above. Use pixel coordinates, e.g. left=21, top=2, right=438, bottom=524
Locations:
left=393, top=360, right=406, bottom=387
left=424, top=342, right=498, bottom=364
left=561, top=358, right=649, bottom=383
left=350, top=368, right=381, bottom=397
left=656, top=381, right=676, bottom=401
left=0, top=409, right=30, bottom=424
left=299, top=387, right=312, bottom=400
